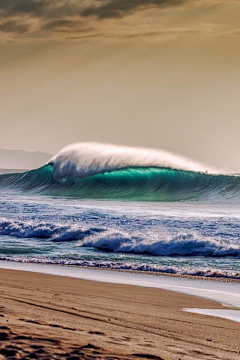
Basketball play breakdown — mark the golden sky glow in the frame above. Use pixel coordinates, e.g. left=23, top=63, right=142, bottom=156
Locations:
left=1, top=0, right=240, bottom=171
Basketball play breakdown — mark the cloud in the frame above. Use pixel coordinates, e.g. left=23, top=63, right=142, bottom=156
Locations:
left=0, top=0, right=50, bottom=16
left=82, top=0, right=186, bottom=19
left=42, top=19, right=85, bottom=31
left=216, top=29, right=240, bottom=37
left=0, top=0, right=189, bottom=40
left=0, top=1, right=87, bottom=38
left=0, top=0, right=186, bottom=19
left=0, top=20, right=30, bottom=34
left=0, top=0, right=229, bottom=42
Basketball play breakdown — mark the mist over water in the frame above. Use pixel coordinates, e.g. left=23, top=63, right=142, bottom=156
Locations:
left=51, top=142, right=213, bottom=178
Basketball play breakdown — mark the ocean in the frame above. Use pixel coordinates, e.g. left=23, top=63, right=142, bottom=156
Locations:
left=0, top=143, right=239, bottom=280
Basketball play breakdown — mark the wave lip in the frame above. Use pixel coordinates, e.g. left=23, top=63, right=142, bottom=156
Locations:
left=50, top=142, right=214, bottom=180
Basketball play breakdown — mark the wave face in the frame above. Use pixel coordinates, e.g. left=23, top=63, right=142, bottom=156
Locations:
left=0, top=164, right=240, bottom=202
left=0, top=142, right=239, bottom=202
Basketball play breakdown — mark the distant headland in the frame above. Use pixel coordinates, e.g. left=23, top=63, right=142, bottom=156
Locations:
left=0, top=149, right=52, bottom=169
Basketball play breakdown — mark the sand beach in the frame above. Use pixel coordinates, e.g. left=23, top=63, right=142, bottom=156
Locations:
left=0, top=267, right=239, bottom=360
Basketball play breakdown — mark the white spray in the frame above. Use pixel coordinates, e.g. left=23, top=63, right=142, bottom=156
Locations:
left=50, top=142, right=216, bottom=180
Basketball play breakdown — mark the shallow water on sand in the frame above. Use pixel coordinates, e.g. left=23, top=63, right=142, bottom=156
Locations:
left=0, top=261, right=239, bottom=309
left=183, top=309, right=240, bottom=323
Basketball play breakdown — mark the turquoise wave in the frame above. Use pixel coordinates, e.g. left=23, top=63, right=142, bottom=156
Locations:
left=0, top=164, right=240, bottom=201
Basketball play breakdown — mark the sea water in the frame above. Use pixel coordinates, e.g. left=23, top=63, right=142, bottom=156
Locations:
left=0, top=192, right=239, bottom=279
left=0, top=143, right=239, bottom=280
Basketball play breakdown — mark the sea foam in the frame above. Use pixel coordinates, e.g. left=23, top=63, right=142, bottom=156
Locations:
left=1, top=218, right=239, bottom=258
left=82, top=230, right=240, bottom=258
left=51, top=142, right=214, bottom=180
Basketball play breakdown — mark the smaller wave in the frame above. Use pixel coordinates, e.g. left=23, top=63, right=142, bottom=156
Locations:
left=0, top=219, right=104, bottom=242
left=82, top=230, right=240, bottom=258
left=1, top=219, right=238, bottom=258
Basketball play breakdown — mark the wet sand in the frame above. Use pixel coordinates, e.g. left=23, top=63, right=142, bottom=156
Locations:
left=0, top=268, right=239, bottom=359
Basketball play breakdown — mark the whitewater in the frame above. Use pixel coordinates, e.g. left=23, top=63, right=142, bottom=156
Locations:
left=0, top=142, right=239, bottom=280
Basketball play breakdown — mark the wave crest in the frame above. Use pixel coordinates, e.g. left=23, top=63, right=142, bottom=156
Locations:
left=82, top=230, right=240, bottom=258
left=51, top=142, right=213, bottom=180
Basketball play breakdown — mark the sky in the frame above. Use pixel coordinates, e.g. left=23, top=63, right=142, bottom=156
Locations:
left=1, top=0, right=240, bottom=172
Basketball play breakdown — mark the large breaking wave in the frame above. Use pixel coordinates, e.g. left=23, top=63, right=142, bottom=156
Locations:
left=0, top=142, right=239, bottom=202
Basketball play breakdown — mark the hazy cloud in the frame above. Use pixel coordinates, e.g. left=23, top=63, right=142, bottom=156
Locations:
left=0, top=20, right=30, bottom=34
left=0, top=0, right=229, bottom=41
left=82, top=0, right=186, bottom=19
left=0, top=0, right=186, bottom=19
left=0, top=0, right=50, bottom=16
left=217, top=29, right=240, bottom=37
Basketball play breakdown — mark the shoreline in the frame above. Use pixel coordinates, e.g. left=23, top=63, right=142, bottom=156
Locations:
left=0, top=258, right=239, bottom=284
left=0, top=260, right=239, bottom=309
left=0, top=267, right=239, bottom=359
